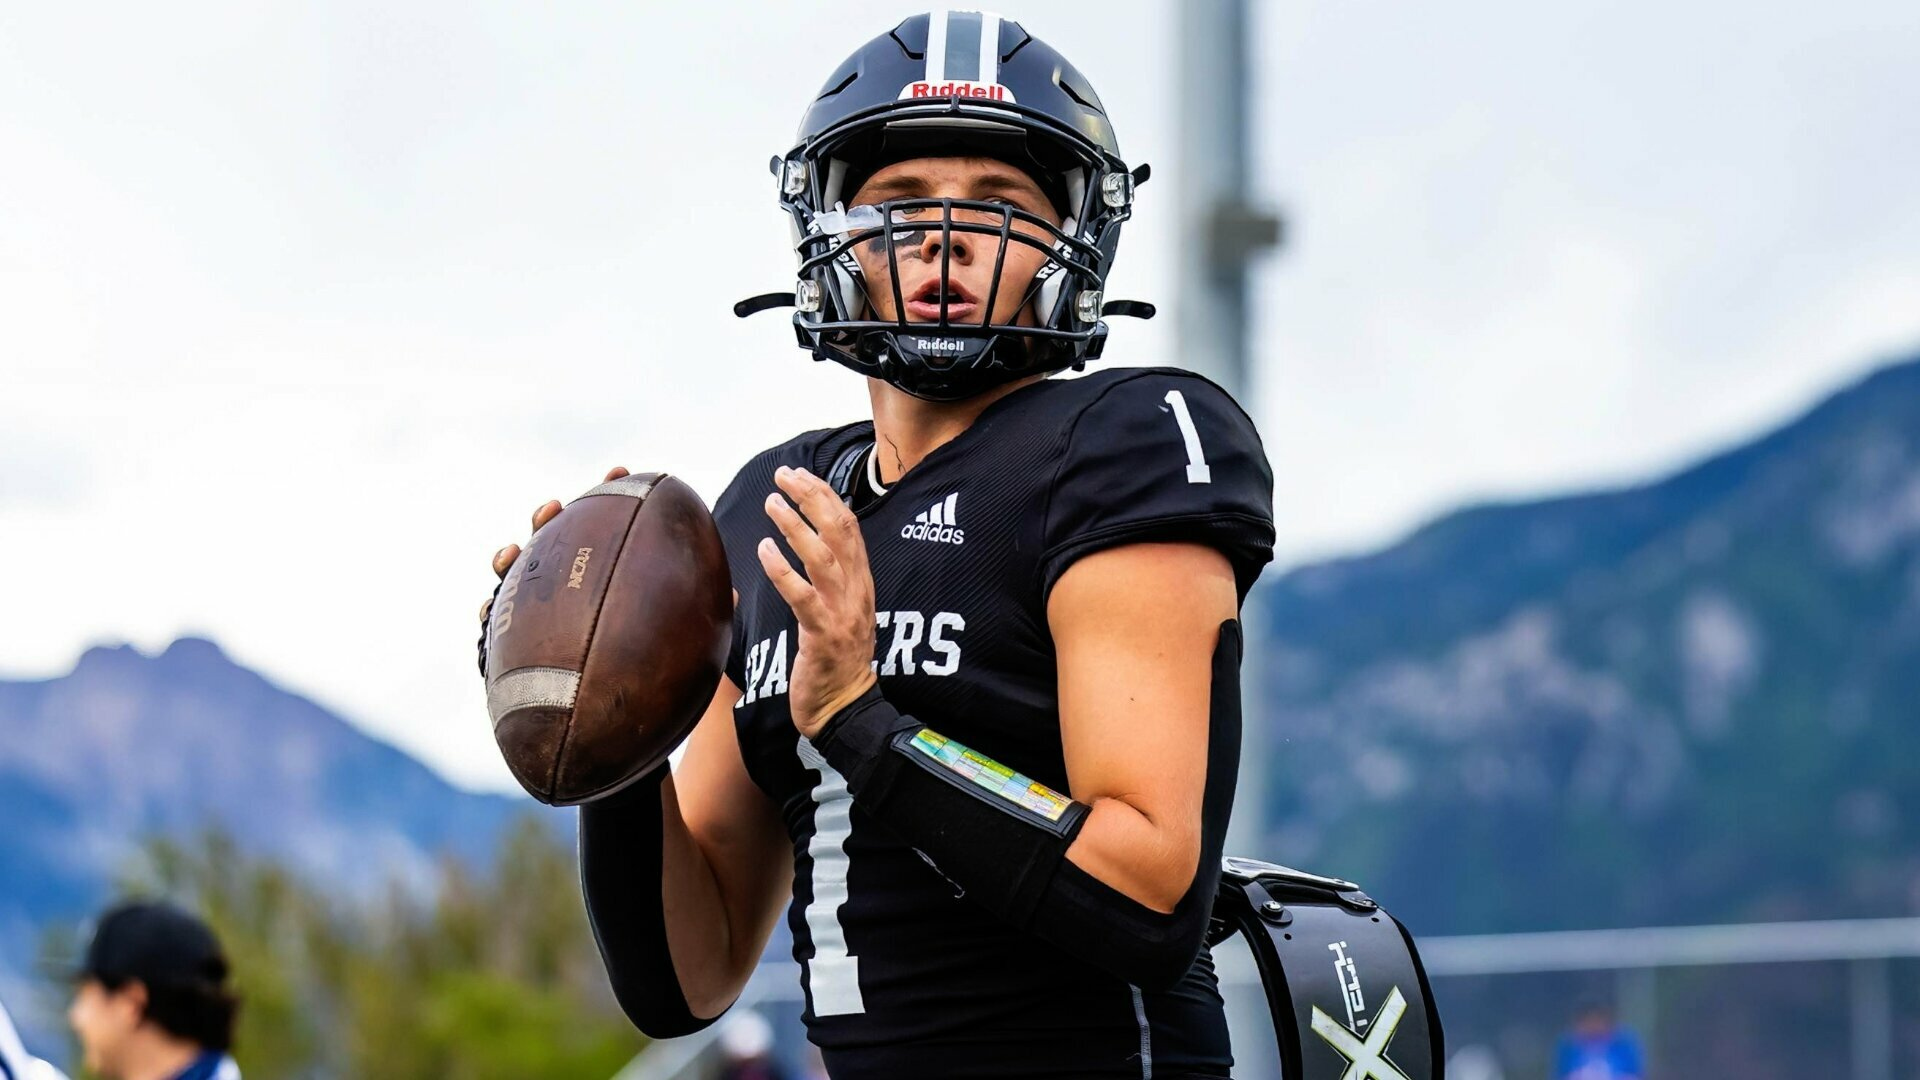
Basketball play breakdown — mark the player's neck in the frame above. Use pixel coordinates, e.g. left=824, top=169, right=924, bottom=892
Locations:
left=115, top=1034, right=204, bottom=1080
left=866, top=373, right=1044, bottom=485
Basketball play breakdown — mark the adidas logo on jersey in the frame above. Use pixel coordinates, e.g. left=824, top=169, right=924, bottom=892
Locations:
left=901, top=493, right=965, bottom=545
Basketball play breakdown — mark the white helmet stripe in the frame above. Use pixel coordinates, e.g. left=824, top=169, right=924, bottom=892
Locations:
left=925, top=10, right=950, bottom=83
left=923, top=12, right=1005, bottom=89
left=978, top=13, right=1001, bottom=84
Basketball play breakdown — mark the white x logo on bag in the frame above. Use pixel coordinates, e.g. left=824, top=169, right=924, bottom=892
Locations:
left=1310, top=984, right=1412, bottom=1080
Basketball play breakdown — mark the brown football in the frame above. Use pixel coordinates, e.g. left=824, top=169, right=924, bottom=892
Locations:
left=484, top=472, right=731, bottom=805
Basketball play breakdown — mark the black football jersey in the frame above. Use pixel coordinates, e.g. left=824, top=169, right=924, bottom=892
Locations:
left=712, top=367, right=1275, bottom=1079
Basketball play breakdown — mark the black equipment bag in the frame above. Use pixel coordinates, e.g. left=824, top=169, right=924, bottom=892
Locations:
left=1209, top=856, right=1445, bottom=1079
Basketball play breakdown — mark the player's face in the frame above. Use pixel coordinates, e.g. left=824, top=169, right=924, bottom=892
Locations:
left=68, top=978, right=140, bottom=1076
left=847, top=156, right=1063, bottom=327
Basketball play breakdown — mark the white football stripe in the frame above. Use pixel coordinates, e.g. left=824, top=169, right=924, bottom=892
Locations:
left=487, top=666, right=581, bottom=724
left=579, top=473, right=663, bottom=500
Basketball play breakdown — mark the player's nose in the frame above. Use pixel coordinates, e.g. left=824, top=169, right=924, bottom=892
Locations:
left=915, top=217, right=977, bottom=265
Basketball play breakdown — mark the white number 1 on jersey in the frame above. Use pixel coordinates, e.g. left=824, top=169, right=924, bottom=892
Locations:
left=1164, top=389, right=1213, bottom=484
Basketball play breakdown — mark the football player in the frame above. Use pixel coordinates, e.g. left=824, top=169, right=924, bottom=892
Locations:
left=484, top=12, right=1274, bottom=1078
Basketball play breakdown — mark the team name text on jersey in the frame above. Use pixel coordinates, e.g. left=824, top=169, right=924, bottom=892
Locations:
left=736, top=610, right=967, bottom=707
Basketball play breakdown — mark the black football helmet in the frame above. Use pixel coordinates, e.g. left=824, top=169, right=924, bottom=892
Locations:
left=735, top=11, right=1153, bottom=401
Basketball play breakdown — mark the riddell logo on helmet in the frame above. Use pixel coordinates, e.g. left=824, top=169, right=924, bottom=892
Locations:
left=915, top=337, right=965, bottom=353
left=898, top=80, right=1017, bottom=103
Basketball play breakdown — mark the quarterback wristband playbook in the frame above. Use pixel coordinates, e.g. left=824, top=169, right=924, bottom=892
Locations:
left=813, top=687, right=1092, bottom=918
left=812, top=627, right=1240, bottom=993
left=577, top=771, right=712, bottom=1038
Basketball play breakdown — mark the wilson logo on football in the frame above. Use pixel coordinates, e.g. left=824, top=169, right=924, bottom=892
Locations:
left=898, top=80, right=1017, bottom=103
left=902, top=493, right=965, bottom=545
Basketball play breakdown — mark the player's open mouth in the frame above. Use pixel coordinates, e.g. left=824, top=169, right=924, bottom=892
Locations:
left=904, top=279, right=980, bottom=322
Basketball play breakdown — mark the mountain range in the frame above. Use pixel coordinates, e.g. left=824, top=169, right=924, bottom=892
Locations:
left=1256, top=353, right=1920, bottom=934
left=0, top=637, right=542, bottom=1047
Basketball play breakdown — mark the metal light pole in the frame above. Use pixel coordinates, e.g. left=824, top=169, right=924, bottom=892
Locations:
left=1175, top=0, right=1281, bottom=393
left=1177, top=0, right=1283, bottom=1072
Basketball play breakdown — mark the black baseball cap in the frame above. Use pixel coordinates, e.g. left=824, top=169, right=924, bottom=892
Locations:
left=76, top=901, right=229, bottom=987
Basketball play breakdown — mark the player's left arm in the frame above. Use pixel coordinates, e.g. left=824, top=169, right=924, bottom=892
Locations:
left=1049, top=540, right=1238, bottom=914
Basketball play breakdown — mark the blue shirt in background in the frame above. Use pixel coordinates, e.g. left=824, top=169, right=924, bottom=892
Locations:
left=171, top=1051, right=240, bottom=1080
left=1552, top=1029, right=1644, bottom=1080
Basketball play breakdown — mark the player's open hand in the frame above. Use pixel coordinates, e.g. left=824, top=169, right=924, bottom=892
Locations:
left=758, top=465, right=879, bottom=738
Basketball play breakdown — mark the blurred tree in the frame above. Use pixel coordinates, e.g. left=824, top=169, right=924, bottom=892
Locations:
left=42, top=815, right=643, bottom=1079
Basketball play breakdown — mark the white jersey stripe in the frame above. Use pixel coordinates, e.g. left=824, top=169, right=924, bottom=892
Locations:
left=796, top=736, right=866, bottom=1016
left=1130, top=984, right=1153, bottom=1079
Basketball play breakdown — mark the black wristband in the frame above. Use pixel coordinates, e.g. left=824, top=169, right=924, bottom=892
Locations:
left=809, top=686, right=1090, bottom=928
left=812, top=684, right=918, bottom=796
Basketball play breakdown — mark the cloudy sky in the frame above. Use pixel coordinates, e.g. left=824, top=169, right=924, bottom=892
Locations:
left=3, top=1, right=1916, bottom=792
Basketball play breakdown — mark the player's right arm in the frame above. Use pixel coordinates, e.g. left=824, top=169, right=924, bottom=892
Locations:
left=579, top=675, right=789, bottom=1028
left=487, top=471, right=789, bottom=1034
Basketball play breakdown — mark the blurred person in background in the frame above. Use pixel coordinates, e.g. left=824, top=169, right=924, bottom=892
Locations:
left=716, top=1009, right=789, bottom=1080
left=65, top=902, right=241, bottom=1080
left=1551, top=1001, right=1643, bottom=1080
left=1, top=990, right=71, bottom=1080
left=1446, top=1044, right=1505, bottom=1080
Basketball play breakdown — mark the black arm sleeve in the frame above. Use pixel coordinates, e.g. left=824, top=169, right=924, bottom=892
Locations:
left=577, top=771, right=713, bottom=1038
left=814, top=620, right=1244, bottom=992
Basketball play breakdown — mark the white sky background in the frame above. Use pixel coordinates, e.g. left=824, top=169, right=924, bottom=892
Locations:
left=1, top=1, right=1915, bottom=792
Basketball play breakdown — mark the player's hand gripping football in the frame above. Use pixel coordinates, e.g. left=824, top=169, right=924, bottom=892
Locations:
left=758, top=465, right=879, bottom=739
left=479, top=466, right=738, bottom=679
left=476, top=469, right=625, bottom=678
left=482, top=466, right=630, bottom=591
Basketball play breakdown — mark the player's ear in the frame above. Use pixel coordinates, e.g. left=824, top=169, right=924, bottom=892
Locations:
left=115, top=979, right=150, bottom=1024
